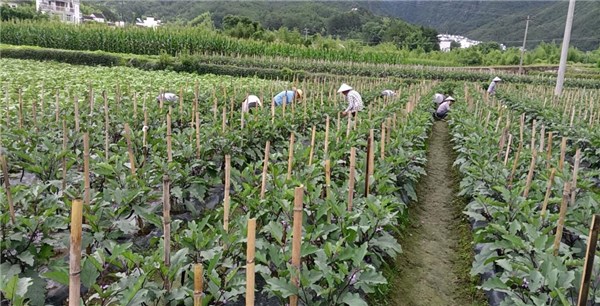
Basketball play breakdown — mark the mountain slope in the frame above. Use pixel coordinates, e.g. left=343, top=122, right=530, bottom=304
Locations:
left=364, top=0, right=600, bottom=51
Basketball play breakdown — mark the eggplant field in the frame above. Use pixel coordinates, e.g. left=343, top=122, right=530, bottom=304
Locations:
left=1, top=44, right=600, bottom=306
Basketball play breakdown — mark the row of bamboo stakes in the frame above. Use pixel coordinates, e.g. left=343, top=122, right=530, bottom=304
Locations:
left=26, top=81, right=413, bottom=305
left=471, top=85, right=598, bottom=305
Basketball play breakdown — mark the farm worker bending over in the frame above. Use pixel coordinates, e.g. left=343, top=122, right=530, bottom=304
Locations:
left=338, top=83, right=364, bottom=117
left=434, top=96, right=455, bottom=120
left=272, top=88, right=303, bottom=106
left=156, top=92, right=178, bottom=103
left=433, top=92, right=446, bottom=106
left=241, top=95, right=262, bottom=112
left=380, top=89, right=396, bottom=98
left=487, top=77, right=502, bottom=95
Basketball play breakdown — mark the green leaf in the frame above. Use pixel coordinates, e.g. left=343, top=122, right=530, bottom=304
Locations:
left=17, top=251, right=35, bottom=267
left=3, top=275, right=32, bottom=299
left=42, top=268, right=69, bottom=286
left=481, top=277, right=509, bottom=291
left=266, top=277, right=298, bottom=298
left=81, top=257, right=100, bottom=289
left=339, top=291, right=368, bottom=306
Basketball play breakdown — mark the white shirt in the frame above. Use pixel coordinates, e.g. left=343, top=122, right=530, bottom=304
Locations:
left=242, top=95, right=261, bottom=112
left=433, top=93, right=445, bottom=105
left=344, top=90, right=364, bottom=113
left=157, top=93, right=178, bottom=102
left=487, top=82, right=497, bottom=94
left=381, top=90, right=396, bottom=97
left=436, top=101, right=451, bottom=115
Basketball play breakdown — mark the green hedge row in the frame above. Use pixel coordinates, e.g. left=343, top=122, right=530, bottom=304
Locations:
left=1, top=44, right=598, bottom=89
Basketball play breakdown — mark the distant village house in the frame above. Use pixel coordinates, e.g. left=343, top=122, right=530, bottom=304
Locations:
left=36, top=0, right=81, bottom=23
left=136, top=16, right=161, bottom=28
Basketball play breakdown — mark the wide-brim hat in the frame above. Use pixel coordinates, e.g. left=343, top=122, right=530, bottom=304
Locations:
left=445, top=96, right=456, bottom=102
left=337, top=83, right=352, bottom=93
left=296, top=89, right=303, bottom=98
left=493, top=77, right=502, bottom=82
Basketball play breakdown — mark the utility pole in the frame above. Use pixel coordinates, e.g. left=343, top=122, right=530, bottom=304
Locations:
left=555, top=0, right=576, bottom=97
left=518, top=15, right=530, bottom=75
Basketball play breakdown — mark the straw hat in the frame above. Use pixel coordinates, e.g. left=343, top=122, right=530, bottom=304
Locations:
left=445, top=96, right=456, bottom=102
left=296, top=89, right=303, bottom=98
left=493, top=77, right=502, bottom=82
left=337, top=83, right=353, bottom=93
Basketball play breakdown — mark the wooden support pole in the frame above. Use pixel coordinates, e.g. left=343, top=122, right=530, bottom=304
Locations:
left=167, top=108, right=173, bottom=162
left=193, top=264, right=203, bottom=306
left=365, top=130, right=373, bottom=197
left=289, top=186, right=304, bottom=306
left=559, top=137, right=567, bottom=171
left=245, top=218, right=256, bottom=306
left=540, top=168, right=556, bottom=219
left=195, top=112, right=201, bottom=158
left=546, top=132, right=553, bottom=169
left=577, top=215, right=600, bottom=306
left=348, top=147, right=356, bottom=211
left=324, top=115, right=330, bottom=157
left=523, top=149, right=538, bottom=198
left=224, top=155, right=231, bottom=232
left=55, top=89, right=60, bottom=124
left=68, top=199, right=83, bottom=306
left=260, top=141, right=270, bottom=200
left=570, top=148, right=580, bottom=206
left=503, top=134, right=513, bottom=167
left=325, top=159, right=331, bottom=199
left=103, top=91, right=109, bottom=160
left=308, top=126, right=316, bottom=166
left=380, top=122, right=386, bottom=160
left=0, top=154, right=15, bottom=224
left=83, top=133, right=90, bottom=205
left=553, top=182, right=571, bottom=256
left=222, top=106, right=227, bottom=133
left=124, top=123, right=136, bottom=175
left=287, top=133, right=295, bottom=180
left=62, top=120, right=68, bottom=192
left=163, top=175, right=171, bottom=270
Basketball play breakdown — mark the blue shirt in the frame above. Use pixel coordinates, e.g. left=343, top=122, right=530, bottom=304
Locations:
left=273, top=91, right=295, bottom=106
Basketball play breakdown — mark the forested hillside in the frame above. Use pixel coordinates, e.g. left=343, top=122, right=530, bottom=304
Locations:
left=366, top=1, right=600, bottom=51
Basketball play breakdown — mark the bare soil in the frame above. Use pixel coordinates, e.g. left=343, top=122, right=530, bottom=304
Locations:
left=384, top=121, right=484, bottom=306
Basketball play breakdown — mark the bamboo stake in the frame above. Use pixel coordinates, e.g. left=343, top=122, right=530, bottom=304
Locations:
left=133, top=92, right=138, bottom=119
left=530, top=119, right=537, bottom=150
left=73, top=96, right=80, bottom=133
left=559, top=137, right=567, bottom=171
left=87, top=84, right=93, bottom=115
left=325, top=159, right=331, bottom=199
left=365, top=130, right=373, bottom=197
left=540, top=168, right=556, bottom=219
left=245, top=218, right=256, bottom=306
left=193, top=264, right=203, bottom=306
left=124, top=123, right=136, bottom=175
left=523, top=149, right=538, bottom=198
left=324, top=115, right=330, bottom=157
left=260, top=141, right=270, bottom=200
left=289, top=186, right=304, bottom=306
left=143, top=107, right=148, bottom=149
left=62, top=120, right=68, bottom=192
left=55, top=89, right=60, bottom=123
left=577, top=214, right=600, bottom=306
left=348, top=147, right=356, bottom=211
left=195, top=112, right=201, bottom=158
left=223, top=155, right=231, bottom=232
left=103, top=91, right=109, bottom=160
left=0, top=154, right=15, bottom=224
left=271, top=98, right=275, bottom=125
left=163, top=175, right=171, bottom=274
left=380, top=122, right=386, bottom=160
left=32, top=93, right=37, bottom=131
left=287, top=133, right=295, bottom=180
left=539, top=125, right=545, bottom=153
left=83, top=133, right=90, bottom=205
left=546, top=132, right=553, bottom=169
left=503, top=139, right=512, bottom=168
left=308, top=126, right=316, bottom=166
left=570, top=149, right=581, bottom=206
left=167, top=108, right=173, bottom=162
left=4, top=86, right=9, bottom=129
left=68, top=199, right=83, bottom=306
left=553, top=182, right=571, bottom=256
left=222, top=106, right=227, bottom=133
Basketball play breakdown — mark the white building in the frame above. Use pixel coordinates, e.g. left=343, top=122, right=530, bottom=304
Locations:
left=438, top=34, right=482, bottom=52
left=36, top=0, right=80, bottom=23
left=136, top=17, right=161, bottom=28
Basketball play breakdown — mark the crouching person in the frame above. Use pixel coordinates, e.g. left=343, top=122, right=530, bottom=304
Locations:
left=241, top=95, right=262, bottom=112
left=433, top=96, right=455, bottom=120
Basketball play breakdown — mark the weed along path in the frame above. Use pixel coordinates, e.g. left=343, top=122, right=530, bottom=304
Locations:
left=384, top=121, right=479, bottom=306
